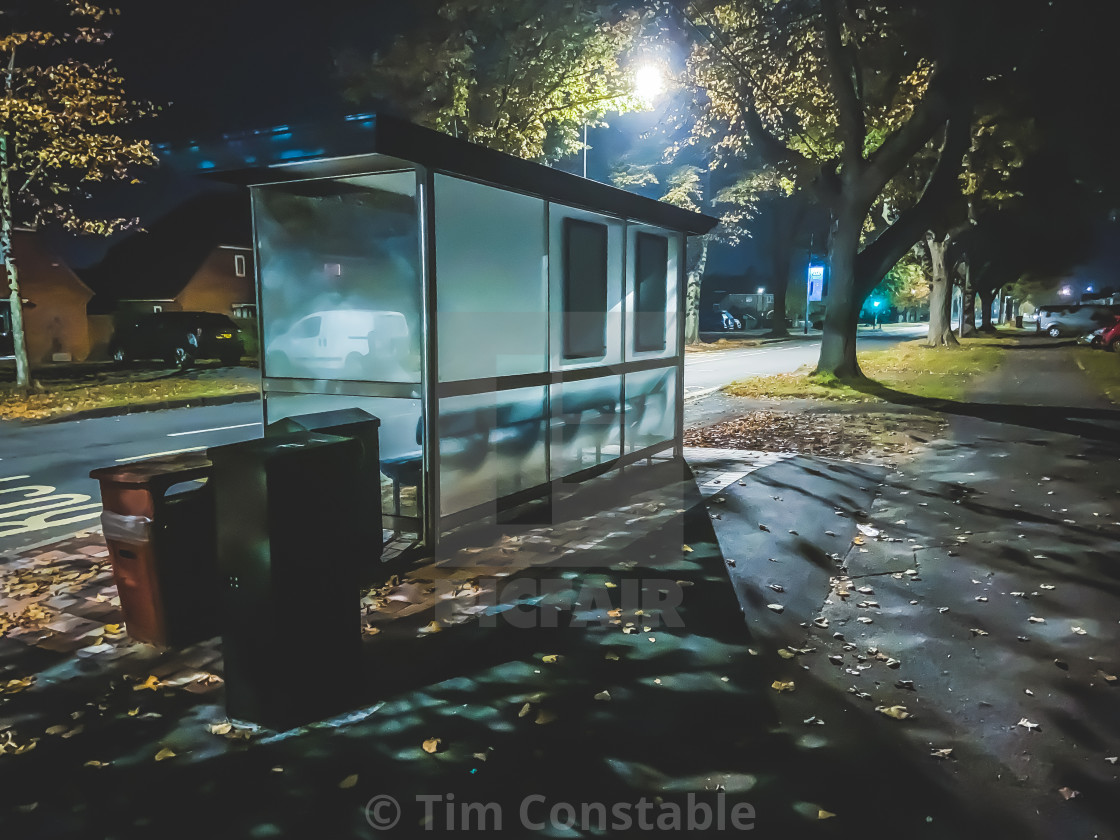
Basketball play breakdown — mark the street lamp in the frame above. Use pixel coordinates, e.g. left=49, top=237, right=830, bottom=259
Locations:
left=584, top=63, right=664, bottom=179
left=873, top=299, right=881, bottom=330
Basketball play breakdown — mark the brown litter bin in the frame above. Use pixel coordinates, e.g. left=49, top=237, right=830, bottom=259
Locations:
left=89, top=451, right=220, bottom=647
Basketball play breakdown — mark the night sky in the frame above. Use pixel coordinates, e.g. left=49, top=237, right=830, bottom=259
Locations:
left=33, top=1, right=1120, bottom=290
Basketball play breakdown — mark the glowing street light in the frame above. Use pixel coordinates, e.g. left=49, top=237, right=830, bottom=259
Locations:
left=1060, top=286, right=1072, bottom=296
left=633, top=64, right=665, bottom=104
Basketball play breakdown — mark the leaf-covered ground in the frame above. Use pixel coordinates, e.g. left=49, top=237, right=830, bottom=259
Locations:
left=0, top=363, right=258, bottom=421
left=684, top=409, right=946, bottom=463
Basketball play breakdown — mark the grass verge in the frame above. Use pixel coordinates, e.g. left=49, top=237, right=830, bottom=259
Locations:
left=724, top=337, right=1008, bottom=402
left=1075, top=347, right=1120, bottom=404
left=0, top=377, right=259, bottom=422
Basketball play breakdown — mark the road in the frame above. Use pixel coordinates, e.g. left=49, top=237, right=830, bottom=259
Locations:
left=0, top=323, right=927, bottom=552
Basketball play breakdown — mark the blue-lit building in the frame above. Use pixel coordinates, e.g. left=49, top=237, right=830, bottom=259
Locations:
left=198, top=113, right=717, bottom=548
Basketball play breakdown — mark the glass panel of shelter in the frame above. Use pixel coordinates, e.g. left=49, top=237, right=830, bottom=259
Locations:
left=252, top=170, right=426, bottom=538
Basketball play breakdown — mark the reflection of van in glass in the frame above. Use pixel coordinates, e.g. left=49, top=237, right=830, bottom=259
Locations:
left=266, top=309, right=414, bottom=381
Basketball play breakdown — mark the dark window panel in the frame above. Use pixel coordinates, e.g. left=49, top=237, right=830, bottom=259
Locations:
left=563, top=219, right=609, bottom=360
left=634, top=233, right=668, bottom=352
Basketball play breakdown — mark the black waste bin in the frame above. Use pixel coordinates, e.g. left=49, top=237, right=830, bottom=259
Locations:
left=89, top=452, right=219, bottom=647
left=1015, top=314, right=1024, bottom=328
left=266, top=408, right=383, bottom=573
left=208, top=430, right=365, bottom=730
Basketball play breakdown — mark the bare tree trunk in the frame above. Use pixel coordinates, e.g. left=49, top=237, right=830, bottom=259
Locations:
left=684, top=236, right=708, bottom=346
left=815, top=211, right=862, bottom=378
left=924, top=232, right=958, bottom=347
left=959, top=262, right=976, bottom=338
left=764, top=195, right=807, bottom=338
left=1, top=135, right=31, bottom=391
left=978, top=287, right=997, bottom=332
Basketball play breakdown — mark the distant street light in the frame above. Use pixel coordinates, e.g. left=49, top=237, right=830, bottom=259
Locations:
left=1086, top=285, right=1094, bottom=293
left=756, top=287, right=765, bottom=294
left=1060, top=286, right=1072, bottom=296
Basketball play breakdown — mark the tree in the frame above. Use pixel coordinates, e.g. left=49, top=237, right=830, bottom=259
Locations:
left=674, top=0, right=1054, bottom=377
left=1, top=0, right=156, bottom=390
left=337, top=0, right=648, bottom=162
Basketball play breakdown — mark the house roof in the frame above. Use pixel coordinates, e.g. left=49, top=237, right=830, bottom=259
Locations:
left=82, top=192, right=250, bottom=313
left=165, top=113, right=719, bottom=236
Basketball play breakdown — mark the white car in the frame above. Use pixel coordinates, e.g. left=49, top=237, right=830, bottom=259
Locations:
left=266, top=309, right=414, bottom=381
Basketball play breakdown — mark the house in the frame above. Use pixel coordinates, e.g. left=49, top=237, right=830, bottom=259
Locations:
left=81, top=191, right=255, bottom=356
left=1, top=229, right=95, bottom=363
left=110, top=244, right=255, bottom=317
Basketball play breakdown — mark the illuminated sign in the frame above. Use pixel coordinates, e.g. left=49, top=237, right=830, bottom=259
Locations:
left=807, top=265, right=824, bottom=302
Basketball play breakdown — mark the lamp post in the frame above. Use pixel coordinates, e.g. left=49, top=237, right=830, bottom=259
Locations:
left=873, top=300, right=881, bottom=330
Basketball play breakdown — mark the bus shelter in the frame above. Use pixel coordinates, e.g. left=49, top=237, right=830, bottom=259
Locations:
left=213, top=114, right=717, bottom=548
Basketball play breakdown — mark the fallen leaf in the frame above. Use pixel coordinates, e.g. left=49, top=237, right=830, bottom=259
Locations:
left=778, top=649, right=796, bottom=659
left=133, top=675, right=162, bottom=692
left=767, top=604, right=785, bottom=614
left=682, top=545, right=693, bottom=553
left=44, top=725, right=69, bottom=736
left=1096, top=670, right=1117, bottom=684
left=1071, top=626, right=1087, bottom=635
left=758, top=524, right=770, bottom=532
left=1058, top=787, right=1079, bottom=800
left=1028, top=616, right=1045, bottom=624
left=422, top=738, right=441, bottom=754
left=970, top=628, right=989, bottom=637
left=818, top=809, right=836, bottom=820
left=593, top=690, right=611, bottom=701
left=803, top=716, right=825, bottom=725
left=208, top=722, right=232, bottom=736
left=541, top=654, right=561, bottom=664
left=1105, top=756, right=1118, bottom=764
left=154, top=748, right=176, bottom=761
left=534, top=709, right=556, bottom=725
left=339, top=774, right=359, bottom=789
left=604, top=652, right=620, bottom=661
left=768, top=584, right=784, bottom=593
left=771, top=680, right=795, bottom=693
left=857, top=617, right=873, bottom=624
left=876, top=705, right=911, bottom=720
left=1017, top=718, right=1040, bottom=731
left=1039, top=584, right=1055, bottom=590
left=930, top=748, right=953, bottom=759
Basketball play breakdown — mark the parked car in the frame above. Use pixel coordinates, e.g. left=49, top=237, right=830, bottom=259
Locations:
left=1086, top=315, right=1120, bottom=350
left=109, top=311, right=244, bottom=368
left=1035, top=304, right=1120, bottom=338
left=699, top=309, right=742, bottom=332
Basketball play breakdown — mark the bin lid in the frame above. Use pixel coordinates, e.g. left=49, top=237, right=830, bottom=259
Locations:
left=89, top=450, right=212, bottom=488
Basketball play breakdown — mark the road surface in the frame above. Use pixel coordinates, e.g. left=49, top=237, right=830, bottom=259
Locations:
left=0, top=323, right=927, bottom=552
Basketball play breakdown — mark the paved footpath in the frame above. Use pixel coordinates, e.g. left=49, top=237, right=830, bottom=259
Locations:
left=726, top=344, right=1120, bottom=839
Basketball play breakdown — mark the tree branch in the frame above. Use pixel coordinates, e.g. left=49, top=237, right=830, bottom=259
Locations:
left=821, top=0, right=864, bottom=172
left=855, top=104, right=971, bottom=295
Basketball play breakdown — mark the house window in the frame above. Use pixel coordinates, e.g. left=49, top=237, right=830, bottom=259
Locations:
left=634, top=233, right=668, bottom=352
left=562, top=218, right=608, bottom=360
left=234, top=254, right=247, bottom=277
left=232, top=303, right=257, bottom=319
